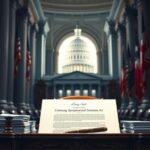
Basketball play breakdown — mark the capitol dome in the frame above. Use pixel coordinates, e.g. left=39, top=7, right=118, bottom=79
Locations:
left=62, top=27, right=94, bottom=73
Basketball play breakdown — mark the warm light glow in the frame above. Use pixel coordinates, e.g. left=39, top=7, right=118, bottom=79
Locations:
left=58, top=35, right=97, bottom=73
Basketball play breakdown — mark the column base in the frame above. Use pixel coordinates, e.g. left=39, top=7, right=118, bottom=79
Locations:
left=144, top=108, right=150, bottom=120
left=16, top=102, right=28, bottom=115
left=118, top=97, right=129, bottom=120
left=124, top=98, right=138, bottom=120
left=0, top=99, right=8, bottom=114
left=136, top=98, right=150, bottom=120
left=0, top=109, right=8, bottom=114
left=7, top=101, right=17, bottom=114
left=26, top=104, right=33, bottom=116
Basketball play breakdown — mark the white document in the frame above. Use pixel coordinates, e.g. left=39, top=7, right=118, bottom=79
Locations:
left=38, top=99, right=120, bottom=133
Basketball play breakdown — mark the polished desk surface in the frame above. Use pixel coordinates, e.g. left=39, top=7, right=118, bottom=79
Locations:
left=0, top=133, right=150, bottom=150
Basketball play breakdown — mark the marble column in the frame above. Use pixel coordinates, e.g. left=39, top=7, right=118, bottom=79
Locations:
left=142, top=0, right=150, bottom=41
left=120, top=6, right=138, bottom=120
left=0, top=0, right=9, bottom=113
left=117, top=23, right=126, bottom=79
left=48, top=18, right=55, bottom=75
left=30, top=25, right=37, bottom=103
left=29, top=24, right=39, bottom=119
left=107, top=20, right=119, bottom=79
left=14, top=8, right=28, bottom=114
left=35, top=23, right=44, bottom=80
left=125, top=6, right=137, bottom=56
left=53, top=51, right=59, bottom=73
left=46, top=18, right=54, bottom=75
left=7, top=0, right=17, bottom=114
left=136, top=0, right=150, bottom=120
left=117, top=23, right=129, bottom=119
left=25, top=21, right=32, bottom=115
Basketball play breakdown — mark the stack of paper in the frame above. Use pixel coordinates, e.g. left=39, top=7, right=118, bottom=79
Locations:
left=121, top=120, right=150, bottom=133
left=30, top=120, right=37, bottom=133
left=0, top=114, right=31, bottom=133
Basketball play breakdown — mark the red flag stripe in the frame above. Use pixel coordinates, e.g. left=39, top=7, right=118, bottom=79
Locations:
left=14, top=37, right=21, bottom=77
left=26, top=50, right=31, bottom=81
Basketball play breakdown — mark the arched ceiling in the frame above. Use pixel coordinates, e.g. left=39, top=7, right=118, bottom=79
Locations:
left=40, top=0, right=113, bottom=14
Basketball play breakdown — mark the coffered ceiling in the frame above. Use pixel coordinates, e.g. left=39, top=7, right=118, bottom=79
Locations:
left=40, top=0, right=113, bottom=14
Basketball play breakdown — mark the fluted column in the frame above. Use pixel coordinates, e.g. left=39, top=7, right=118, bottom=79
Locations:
left=107, top=20, right=119, bottom=79
left=117, top=23, right=126, bottom=78
left=117, top=23, right=129, bottom=119
left=142, top=0, right=150, bottom=120
left=29, top=24, right=38, bottom=119
left=35, top=23, right=44, bottom=80
left=136, top=0, right=150, bottom=120
left=142, top=0, right=150, bottom=41
left=124, top=6, right=139, bottom=119
left=25, top=21, right=32, bottom=115
left=30, top=25, right=37, bottom=106
left=7, top=0, right=17, bottom=114
left=48, top=16, right=55, bottom=75
left=46, top=18, right=54, bottom=75
left=125, top=6, right=137, bottom=56
left=0, top=0, right=9, bottom=113
left=14, top=8, right=28, bottom=114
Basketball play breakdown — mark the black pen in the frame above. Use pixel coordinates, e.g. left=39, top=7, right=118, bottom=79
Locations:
left=65, top=127, right=107, bottom=133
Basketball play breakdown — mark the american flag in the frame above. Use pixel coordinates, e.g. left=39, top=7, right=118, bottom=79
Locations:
left=120, top=53, right=129, bottom=97
left=26, top=39, right=31, bottom=81
left=14, top=37, right=21, bottom=77
left=139, top=14, right=150, bottom=97
left=126, top=45, right=134, bottom=96
left=135, top=45, right=142, bottom=100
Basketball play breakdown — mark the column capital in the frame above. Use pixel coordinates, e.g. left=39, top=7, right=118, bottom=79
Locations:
left=117, top=23, right=126, bottom=33
left=107, top=20, right=116, bottom=35
left=38, top=22, right=45, bottom=34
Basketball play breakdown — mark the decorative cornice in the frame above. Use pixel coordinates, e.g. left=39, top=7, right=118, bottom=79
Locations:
left=108, top=0, right=125, bottom=21
left=40, top=0, right=113, bottom=15
left=27, top=0, right=46, bottom=24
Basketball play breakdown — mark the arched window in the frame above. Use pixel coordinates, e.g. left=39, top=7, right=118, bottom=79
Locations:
left=58, top=29, right=98, bottom=74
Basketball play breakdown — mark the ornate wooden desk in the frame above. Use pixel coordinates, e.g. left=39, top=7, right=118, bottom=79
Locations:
left=0, top=133, right=150, bottom=150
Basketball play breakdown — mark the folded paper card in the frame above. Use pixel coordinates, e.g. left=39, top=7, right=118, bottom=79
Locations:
left=39, top=99, right=120, bottom=133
